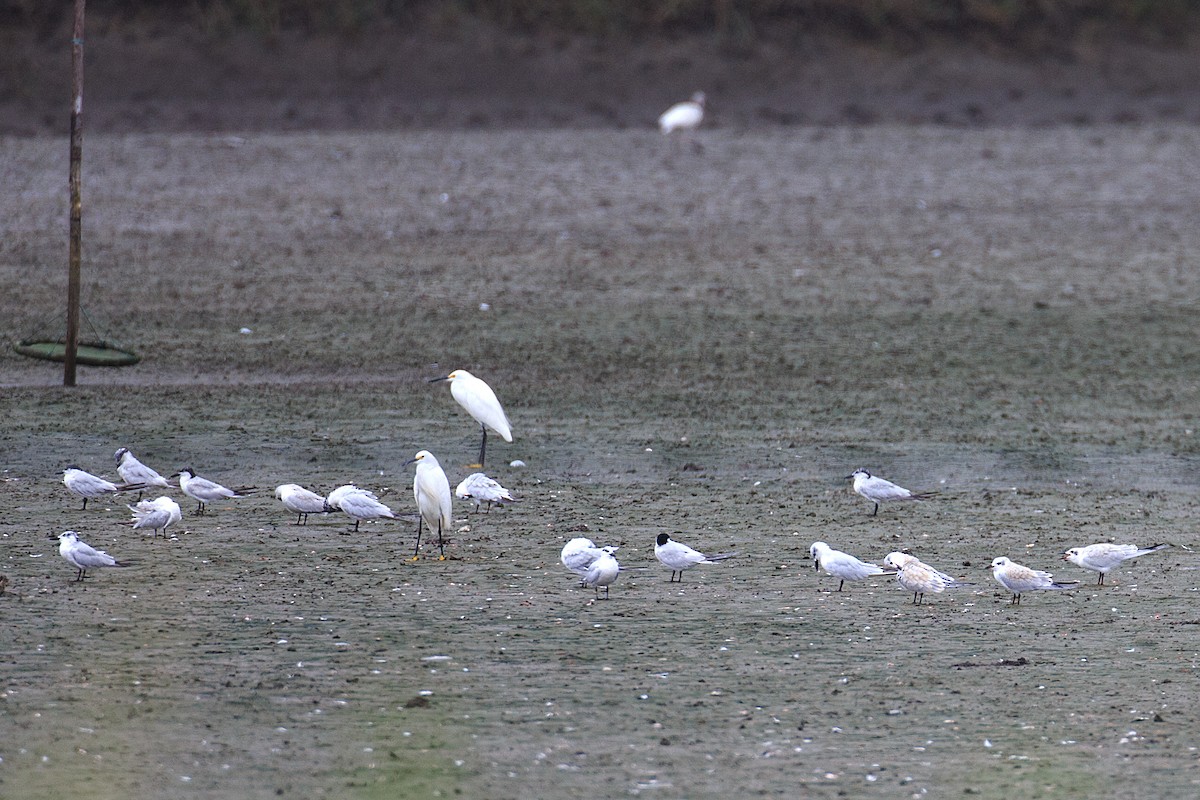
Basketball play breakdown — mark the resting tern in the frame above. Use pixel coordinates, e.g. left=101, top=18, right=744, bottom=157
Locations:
left=810, top=541, right=887, bottom=592
left=275, top=484, right=330, bottom=525
left=326, top=485, right=394, bottom=531
left=62, top=466, right=142, bottom=510
left=654, top=533, right=736, bottom=582
left=560, top=538, right=618, bottom=585
left=583, top=550, right=620, bottom=599
left=1063, top=542, right=1169, bottom=585
left=173, top=468, right=249, bottom=514
left=455, top=472, right=515, bottom=513
left=846, top=468, right=936, bottom=516
left=128, top=496, right=182, bottom=538
left=114, top=448, right=172, bottom=494
left=54, top=530, right=127, bottom=581
left=990, top=556, right=1076, bottom=604
left=883, top=551, right=967, bottom=604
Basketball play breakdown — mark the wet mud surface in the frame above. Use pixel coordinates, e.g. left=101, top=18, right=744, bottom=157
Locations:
left=3, top=124, right=1200, bottom=797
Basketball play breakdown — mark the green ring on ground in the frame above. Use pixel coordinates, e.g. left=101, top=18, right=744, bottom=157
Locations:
left=14, top=339, right=140, bottom=367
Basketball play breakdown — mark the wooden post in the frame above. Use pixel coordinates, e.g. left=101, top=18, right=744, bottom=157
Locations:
left=65, top=0, right=86, bottom=386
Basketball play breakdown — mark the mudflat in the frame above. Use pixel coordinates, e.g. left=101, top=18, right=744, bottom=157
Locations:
left=3, top=119, right=1200, bottom=797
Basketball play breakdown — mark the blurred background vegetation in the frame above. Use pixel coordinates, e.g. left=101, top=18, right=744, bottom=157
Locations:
left=1, top=0, right=1198, bottom=43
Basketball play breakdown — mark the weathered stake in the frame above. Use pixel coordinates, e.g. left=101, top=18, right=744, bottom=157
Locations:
left=65, top=0, right=86, bottom=387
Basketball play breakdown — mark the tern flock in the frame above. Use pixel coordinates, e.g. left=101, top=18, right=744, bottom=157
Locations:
left=46, top=369, right=1174, bottom=600
left=48, top=370, right=519, bottom=579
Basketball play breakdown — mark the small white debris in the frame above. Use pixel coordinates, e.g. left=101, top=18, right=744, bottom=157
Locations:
left=509, top=460, right=526, bottom=468
left=239, top=327, right=253, bottom=335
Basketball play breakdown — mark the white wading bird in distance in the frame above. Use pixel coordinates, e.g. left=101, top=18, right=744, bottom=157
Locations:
left=883, top=551, right=968, bottom=605
left=128, top=496, right=182, bottom=539
left=658, top=91, right=705, bottom=135
left=403, top=450, right=453, bottom=560
left=325, top=485, right=394, bottom=531
left=428, top=369, right=512, bottom=468
left=275, top=484, right=330, bottom=525
left=455, top=472, right=515, bottom=513
left=846, top=468, right=937, bottom=516
left=1063, top=542, right=1170, bottom=585
left=654, top=533, right=736, bottom=583
left=62, top=466, right=143, bottom=510
left=583, top=549, right=620, bottom=599
left=114, top=448, right=172, bottom=495
left=989, top=556, right=1076, bottom=604
left=810, top=541, right=888, bottom=592
left=54, top=530, right=127, bottom=581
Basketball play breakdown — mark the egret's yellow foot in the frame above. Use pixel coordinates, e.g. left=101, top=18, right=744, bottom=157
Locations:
left=410, top=555, right=419, bottom=561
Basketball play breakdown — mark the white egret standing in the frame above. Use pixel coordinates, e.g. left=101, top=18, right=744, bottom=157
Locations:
left=54, top=530, right=126, bottom=581
left=428, top=369, right=512, bottom=468
left=403, top=450, right=452, bottom=560
left=658, top=91, right=705, bottom=135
